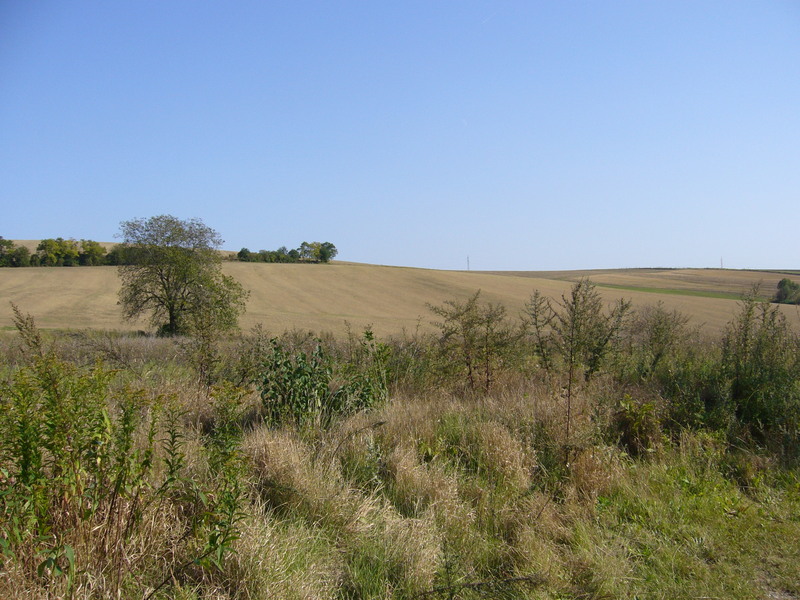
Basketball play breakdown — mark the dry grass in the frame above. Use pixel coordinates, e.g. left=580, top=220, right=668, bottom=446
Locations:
left=487, top=266, right=792, bottom=294
left=3, top=340, right=800, bottom=598
left=3, top=287, right=800, bottom=599
left=223, top=504, right=343, bottom=600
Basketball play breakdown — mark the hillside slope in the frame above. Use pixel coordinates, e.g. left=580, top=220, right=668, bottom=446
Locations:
left=1, top=263, right=797, bottom=335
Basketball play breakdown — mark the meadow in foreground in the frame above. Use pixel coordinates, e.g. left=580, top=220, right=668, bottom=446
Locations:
left=1, top=283, right=799, bottom=599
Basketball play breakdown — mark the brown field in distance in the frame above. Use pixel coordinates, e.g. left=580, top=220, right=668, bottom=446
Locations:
left=1, top=260, right=798, bottom=336
left=483, top=267, right=800, bottom=296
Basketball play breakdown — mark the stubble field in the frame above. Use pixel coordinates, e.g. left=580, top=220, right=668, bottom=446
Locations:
left=1, top=260, right=797, bottom=335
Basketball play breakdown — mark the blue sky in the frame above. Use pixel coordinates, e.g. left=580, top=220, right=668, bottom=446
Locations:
left=2, top=1, right=798, bottom=270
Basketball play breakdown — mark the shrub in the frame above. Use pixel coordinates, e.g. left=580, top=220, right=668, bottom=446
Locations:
left=655, top=342, right=729, bottom=432
left=775, top=278, right=800, bottom=305
left=620, top=301, right=691, bottom=380
left=428, top=291, right=519, bottom=394
left=525, top=280, right=630, bottom=445
left=338, top=328, right=391, bottom=409
left=722, top=291, right=800, bottom=449
left=257, top=329, right=388, bottom=428
left=0, top=308, right=156, bottom=594
left=610, top=393, right=663, bottom=456
left=258, top=337, right=333, bottom=427
left=0, top=307, right=245, bottom=597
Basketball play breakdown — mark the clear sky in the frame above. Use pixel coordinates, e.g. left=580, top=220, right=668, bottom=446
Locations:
left=2, top=1, right=799, bottom=271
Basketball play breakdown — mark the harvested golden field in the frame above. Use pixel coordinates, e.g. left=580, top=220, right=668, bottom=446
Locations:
left=485, top=267, right=797, bottom=296
left=1, top=262, right=798, bottom=335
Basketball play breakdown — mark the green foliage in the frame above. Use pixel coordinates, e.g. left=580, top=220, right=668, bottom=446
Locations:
left=611, top=394, right=662, bottom=456
left=316, top=241, right=338, bottom=262
left=628, top=290, right=800, bottom=457
left=0, top=307, right=245, bottom=597
left=0, top=238, right=29, bottom=267
left=526, top=279, right=630, bottom=442
left=141, top=386, right=247, bottom=599
left=9, top=245, right=30, bottom=267
left=0, top=306, right=154, bottom=592
left=257, top=330, right=388, bottom=427
left=198, top=384, right=247, bottom=570
left=298, top=241, right=313, bottom=260
left=117, top=215, right=248, bottom=336
left=550, top=279, right=631, bottom=381
left=236, top=247, right=252, bottom=262
left=428, top=290, right=518, bottom=394
left=526, top=280, right=631, bottom=382
left=37, top=238, right=61, bottom=266
left=722, top=290, right=800, bottom=446
left=522, top=290, right=555, bottom=371
left=1, top=237, right=107, bottom=267
left=0, top=236, right=31, bottom=267
left=179, top=272, right=251, bottom=387
left=258, top=338, right=334, bottom=427
left=656, top=346, right=728, bottom=431
left=0, top=237, right=13, bottom=265
left=775, top=277, right=800, bottom=304
left=339, top=328, right=391, bottom=407
left=36, top=238, right=79, bottom=266
left=3, top=296, right=800, bottom=598
left=236, top=240, right=338, bottom=263
left=623, top=301, right=691, bottom=379
left=105, top=244, right=127, bottom=265
left=78, top=239, right=106, bottom=265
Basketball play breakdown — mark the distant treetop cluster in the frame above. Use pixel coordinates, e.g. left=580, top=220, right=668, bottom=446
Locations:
left=0, top=237, right=122, bottom=267
left=236, top=241, right=338, bottom=263
left=0, top=236, right=338, bottom=267
left=0, top=237, right=32, bottom=267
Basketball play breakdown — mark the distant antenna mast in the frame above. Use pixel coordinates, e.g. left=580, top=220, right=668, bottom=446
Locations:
left=467, top=256, right=470, bottom=271
left=721, top=257, right=724, bottom=269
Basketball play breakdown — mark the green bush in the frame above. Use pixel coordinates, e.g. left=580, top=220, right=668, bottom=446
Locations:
left=775, top=278, right=800, bottom=305
left=257, top=329, right=388, bottom=428
left=0, top=309, right=155, bottom=593
left=619, top=302, right=691, bottom=380
left=637, top=291, right=800, bottom=458
left=610, top=393, right=662, bottom=456
left=722, top=293, right=800, bottom=449
left=656, top=347, right=729, bottom=431
left=0, top=308, right=245, bottom=597
left=258, top=337, right=333, bottom=426
left=428, top=290, right=518, bottom=394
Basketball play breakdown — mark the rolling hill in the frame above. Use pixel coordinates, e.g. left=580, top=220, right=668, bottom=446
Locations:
left=1, top=260, right=798, bottom=336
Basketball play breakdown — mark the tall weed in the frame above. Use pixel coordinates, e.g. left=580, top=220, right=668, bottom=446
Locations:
left=0, top=307, right=245, bottom=597
left=257, top=329, right=388, bottom=428
left=722, top=292, right=800, bottom=449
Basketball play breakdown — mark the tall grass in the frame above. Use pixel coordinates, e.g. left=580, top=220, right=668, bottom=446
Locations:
left=1, top=286, right=799, bottom=598
left=0, top=308, right=248, bottom=598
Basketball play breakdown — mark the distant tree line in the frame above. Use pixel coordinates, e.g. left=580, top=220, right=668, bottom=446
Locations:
left=0, top=236, right=339, bottom=267
left=0, top=237, right=126, bottom=267
left=236, top=241, right=338, bottom=263
left=0, top=237, right=33, bottom=267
